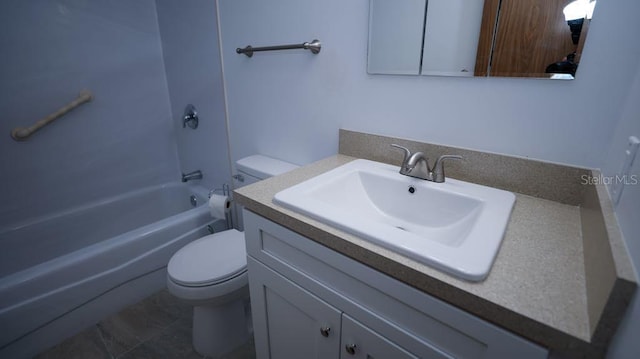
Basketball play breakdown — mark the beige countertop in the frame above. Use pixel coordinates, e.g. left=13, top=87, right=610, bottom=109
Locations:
left=235, top=155, right=592, bottom=352
left=234, top=130, right=636, bottom=358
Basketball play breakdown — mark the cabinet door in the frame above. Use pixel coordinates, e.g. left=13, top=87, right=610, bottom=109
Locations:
left=248, top=257, right=342, bottom=359
left=341, top=313, right=451, bottom=359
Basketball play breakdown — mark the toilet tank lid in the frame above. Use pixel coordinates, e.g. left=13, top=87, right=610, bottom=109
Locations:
left=236, top=155, right=299, bottom=179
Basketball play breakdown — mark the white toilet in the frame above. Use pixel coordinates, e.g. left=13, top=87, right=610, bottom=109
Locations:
left=166, top=155, right=298, bottom=356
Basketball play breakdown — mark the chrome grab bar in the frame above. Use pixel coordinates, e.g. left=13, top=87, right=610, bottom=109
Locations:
left=236, top=39, right=321, bottom=58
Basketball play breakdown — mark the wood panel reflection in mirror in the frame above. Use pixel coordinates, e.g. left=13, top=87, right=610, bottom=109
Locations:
left=367, top=0, right=595, bottom=79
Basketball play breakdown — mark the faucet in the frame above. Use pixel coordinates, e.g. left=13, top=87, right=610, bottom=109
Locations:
left=182, top=170, right=203, bottom=182
left=391, top=144, right=462, bottom=183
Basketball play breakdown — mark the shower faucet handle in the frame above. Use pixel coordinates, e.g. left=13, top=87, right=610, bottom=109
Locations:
left=183, top=104, right=199, bottom=129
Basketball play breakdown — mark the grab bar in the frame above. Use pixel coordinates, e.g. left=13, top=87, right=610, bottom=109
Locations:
left=236, top=39, right=321, bottom=58
left=10, top=90, right=93, bottom=141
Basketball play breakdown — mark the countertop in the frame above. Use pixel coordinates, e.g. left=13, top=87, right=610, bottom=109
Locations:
left=234, top=155, right=597, bottom=353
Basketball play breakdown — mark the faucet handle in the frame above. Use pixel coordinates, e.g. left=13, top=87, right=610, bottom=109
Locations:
left=432, top=155, right=463, bottom=183
left=183, top=104, right=199, bottom=129
left=391, top=144, right=411, bottom=165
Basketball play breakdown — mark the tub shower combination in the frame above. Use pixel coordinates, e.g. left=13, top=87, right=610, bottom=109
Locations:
left=0, top=183, right=226, bottom=358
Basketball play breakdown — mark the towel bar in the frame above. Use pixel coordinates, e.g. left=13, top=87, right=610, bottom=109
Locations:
left=236, top=39, right=321, bottom=58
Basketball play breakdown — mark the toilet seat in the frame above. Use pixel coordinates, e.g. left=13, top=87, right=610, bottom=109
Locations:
left=168, top=229, right=246, bottom=287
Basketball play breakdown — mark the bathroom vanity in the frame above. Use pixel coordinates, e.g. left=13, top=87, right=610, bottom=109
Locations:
left=244, top=210, right=546, bottom=358
left=234, top=130, right=637, bottom=358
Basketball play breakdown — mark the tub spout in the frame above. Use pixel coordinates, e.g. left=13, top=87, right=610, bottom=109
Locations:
left=182, top=170, right=203, bottom=182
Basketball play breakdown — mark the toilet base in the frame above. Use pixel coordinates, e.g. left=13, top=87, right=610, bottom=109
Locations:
left=192, top=299, right=250, bottom=356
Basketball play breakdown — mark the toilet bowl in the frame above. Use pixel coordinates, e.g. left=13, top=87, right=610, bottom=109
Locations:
left=166, top=155, right=298, bottom=356
left=167, top=229, right=249, bottom=356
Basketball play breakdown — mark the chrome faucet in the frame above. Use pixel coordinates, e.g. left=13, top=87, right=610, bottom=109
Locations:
left=181, top=170, right=203, bottom=182
left=391, top=144, right=462, bottom=183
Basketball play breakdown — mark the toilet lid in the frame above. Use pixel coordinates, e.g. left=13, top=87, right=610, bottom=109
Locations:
left=168, top=229, right=246, bottom=287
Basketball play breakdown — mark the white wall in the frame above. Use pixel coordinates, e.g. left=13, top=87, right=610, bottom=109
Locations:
left=156, top=0, right=232, bottom=191
left=218, top=0, right=640, bottom=169
left=604, top=58, right=640, bottom=359
left=0, top=0, right=179, bottom=229
left=218, top=0, right=640, bottom=355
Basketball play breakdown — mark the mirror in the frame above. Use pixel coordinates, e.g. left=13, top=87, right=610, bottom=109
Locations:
left=367, top=0, right=596, bottom=79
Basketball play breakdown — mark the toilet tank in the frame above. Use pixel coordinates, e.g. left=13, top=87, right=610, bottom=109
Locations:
left=235, top=155, right=299, bottom=187
left=233, top=155, right=298, bottom=230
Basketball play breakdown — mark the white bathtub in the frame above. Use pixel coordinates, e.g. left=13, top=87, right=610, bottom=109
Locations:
left=0, top=183, right=225, bottom=358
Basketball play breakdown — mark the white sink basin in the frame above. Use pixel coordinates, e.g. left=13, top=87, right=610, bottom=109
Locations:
left=273, top=159, right=516, bottom=281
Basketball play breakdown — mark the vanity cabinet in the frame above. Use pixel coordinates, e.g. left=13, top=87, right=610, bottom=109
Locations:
left=249, top=259, right=427, bottom=358
left=244, top=210, right=548, bottom=359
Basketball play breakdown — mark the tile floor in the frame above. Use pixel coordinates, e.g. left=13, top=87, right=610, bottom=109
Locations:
left=34, top=290, right=256, bottom=359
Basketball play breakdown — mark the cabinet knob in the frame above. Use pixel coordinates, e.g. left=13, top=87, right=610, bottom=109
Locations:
left=320, top=326, right=331, bottom=337
left=345, top=343, right=357, bottom=355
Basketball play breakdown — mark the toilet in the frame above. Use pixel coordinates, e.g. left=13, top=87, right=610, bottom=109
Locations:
left=166, top=155, right=298, bottom=356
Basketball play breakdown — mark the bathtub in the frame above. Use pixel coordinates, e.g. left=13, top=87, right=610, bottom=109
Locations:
left=0, top=183, right=225, bottom=358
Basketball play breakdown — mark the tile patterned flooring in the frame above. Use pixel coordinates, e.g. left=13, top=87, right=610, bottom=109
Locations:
left=34, top=290, right=256, bottom=359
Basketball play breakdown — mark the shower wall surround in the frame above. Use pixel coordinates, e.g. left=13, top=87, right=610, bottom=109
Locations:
left=156, top=0, right=231, bottom=191
left=0, top=0, right=179, bottom=229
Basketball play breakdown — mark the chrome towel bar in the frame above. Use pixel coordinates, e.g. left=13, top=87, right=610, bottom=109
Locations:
left=236, top=39, right=321, bottom=58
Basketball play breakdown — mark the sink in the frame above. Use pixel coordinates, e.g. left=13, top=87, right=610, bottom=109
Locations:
left=273, top=159, right=516, bottom=281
